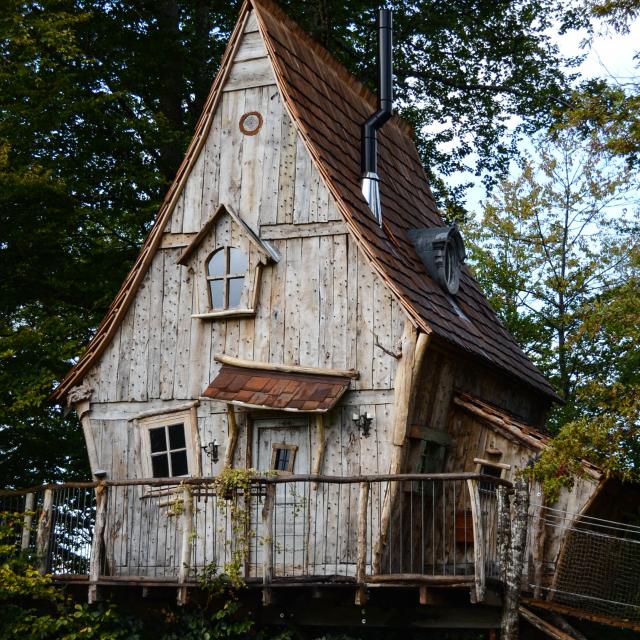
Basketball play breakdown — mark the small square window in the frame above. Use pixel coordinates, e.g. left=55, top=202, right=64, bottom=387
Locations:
left=138, top=410, right=200, bottom=484
left=479, top=464, right=503, bottom=494
left=271, top=443, right=297, bottom=474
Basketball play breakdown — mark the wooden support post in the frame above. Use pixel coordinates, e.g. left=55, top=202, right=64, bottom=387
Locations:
left=355, top=481, right=370, bottom=605
left=36, top=488, right=53, bottom=575
left=177, top=485, right=193, bottom=606
left=88, top=483, right=108, bottom=603
left=501, top=477, right=530, bottom=640
left=262, top=483, right=275, bottom=606
left=467, top=479, right=486, bottom=603
left=496, top=485, right=510, bottom=584
left=20, top=492, right=35, bottom=552
left=224, top=404, right=239, bottom=468
left=311, top=414, right=326, bottom=488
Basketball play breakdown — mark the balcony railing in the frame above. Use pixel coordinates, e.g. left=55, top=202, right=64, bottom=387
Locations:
left=0, top=473, right=506, bottom=604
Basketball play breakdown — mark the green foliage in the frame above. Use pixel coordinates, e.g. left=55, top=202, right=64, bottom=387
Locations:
left=0, top=512, right=142, bottom=639
left=465, top=130, right=638, bottom=421
left=208, top=467, right=257, bottom=588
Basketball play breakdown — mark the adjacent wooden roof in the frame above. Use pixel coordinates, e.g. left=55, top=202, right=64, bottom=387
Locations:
left=52, top=0, right=558, bottom=402
left=203, top=364, right=351, bottom=412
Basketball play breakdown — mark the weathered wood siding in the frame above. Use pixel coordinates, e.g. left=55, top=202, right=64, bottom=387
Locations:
left=79, top=15, right=406, bottom=582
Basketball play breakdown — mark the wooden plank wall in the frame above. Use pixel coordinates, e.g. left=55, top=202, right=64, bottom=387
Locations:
left=77, top=16, right=407, bottom=578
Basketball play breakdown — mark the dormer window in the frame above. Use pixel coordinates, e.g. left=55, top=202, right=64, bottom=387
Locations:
left=178, top=204, right=279, bottom=320
left=206, top=246, right=248, bottom=310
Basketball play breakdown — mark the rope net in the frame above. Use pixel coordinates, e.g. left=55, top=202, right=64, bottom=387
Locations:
left=531, top=505, right=640, bottom=621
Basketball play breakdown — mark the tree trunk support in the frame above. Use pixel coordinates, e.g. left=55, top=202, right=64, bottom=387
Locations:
left=355, top=481, right=370, bottom=605
left=89, top=483, right=108, bottom=603
left=262, top=483, right=275, bottom=606
left=467, top=478, right=486, bottom=603
left=21, top=492, right=35, bottom=551
left=500, top=477, right=529, bottom=639
left=177, top=485, right=193, bottom=606
left=36, top=488, right=54, bottom=575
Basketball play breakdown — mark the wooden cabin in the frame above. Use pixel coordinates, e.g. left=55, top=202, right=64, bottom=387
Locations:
left=19, top=0, right=635, bottom=634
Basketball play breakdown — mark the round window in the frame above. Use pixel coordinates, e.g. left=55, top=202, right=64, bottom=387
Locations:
left=239, top=111, right=263, bottom=136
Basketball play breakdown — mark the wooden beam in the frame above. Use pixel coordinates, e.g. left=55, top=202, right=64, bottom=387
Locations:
left=177, top=486, right=194, bottom=606
left=466, top=479, right=486, bottom=603
left=20, top=492, right=35, bottom=552
left=262, top=483, right=275, bottom=606
left=519, top=607, right=576, bottom=640
left=88, top=483, right=107, bottom=603
left=214, top=353, right=359, bottom=379
left=521, top=597, right=640, bottom=633
left=311, top=414, right=326, bottom=483
left=225, top=404, right=239, bottom=468
left=259, top=220, right=347, bottom=240
left=355, top=481, right=370, bottom=605
left=36, top=488, right=54, bottom=575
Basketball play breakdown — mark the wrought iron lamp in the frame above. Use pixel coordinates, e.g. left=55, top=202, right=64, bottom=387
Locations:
left=352, top=412, right=373, bottom=438
left=202, top=439, right=220, bottom=464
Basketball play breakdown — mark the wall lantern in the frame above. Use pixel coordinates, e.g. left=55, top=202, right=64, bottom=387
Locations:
left=352, top=412, right=374, bottom=438
left=202, top=440, right=220, bottom=464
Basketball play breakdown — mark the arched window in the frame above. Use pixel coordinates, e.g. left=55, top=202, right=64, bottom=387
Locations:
left=206, top=246, right=247, bottom=309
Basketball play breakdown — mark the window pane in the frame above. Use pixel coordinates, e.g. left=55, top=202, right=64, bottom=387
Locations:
left=168, top=424, right=186, bottom=449
left=171, top=451, right=188, bottom=476
left=151, top=454, right=169, bottom=478
left=208, top=249, right=225, bottom=276
left=274, top=448, right=290, bottom=471
left=210, top=280, right=224, bottom=309
left=229, top=247, right=247, bottom=275
left=228, top=277, right=244, bottom=308
left=149, top=427, right=167, bottom=453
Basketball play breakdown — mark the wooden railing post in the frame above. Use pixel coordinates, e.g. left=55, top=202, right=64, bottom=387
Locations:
left=89, top=483, right=108, bottom=603
left=355, top=481, right=370, bottom=605
left=496, top=485, right=511, bottom=584
left=177, top=485, right=193, bottom=606
left=501, top=477, right=529, bottom=639
left=36, top=488, right=53, bottom=575
left=466, top=479, right=486, bottom=603
left=262, top=483, right=275, bottom=606
left=21, top=492, right=35, bottom=552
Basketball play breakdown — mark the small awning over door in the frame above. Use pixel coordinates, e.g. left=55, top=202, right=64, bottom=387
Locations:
left=203, top=364, right=352, bottom=413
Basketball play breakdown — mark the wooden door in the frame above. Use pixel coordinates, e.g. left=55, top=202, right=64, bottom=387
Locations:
left=250, top=417, right=311, bottom=577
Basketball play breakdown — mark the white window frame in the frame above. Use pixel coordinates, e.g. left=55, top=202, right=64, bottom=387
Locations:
left=138, top=410, right=201, bottom=483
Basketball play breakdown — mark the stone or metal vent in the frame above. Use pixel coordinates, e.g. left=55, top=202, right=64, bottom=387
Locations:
left=408, top=225, right=466, bottom=295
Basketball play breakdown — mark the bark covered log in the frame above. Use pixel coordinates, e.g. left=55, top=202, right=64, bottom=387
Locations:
left=501, top=477, right=530, bottom=639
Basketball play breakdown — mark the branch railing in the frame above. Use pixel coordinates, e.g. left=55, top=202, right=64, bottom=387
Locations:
left=1, top=473, right=507, bottom=603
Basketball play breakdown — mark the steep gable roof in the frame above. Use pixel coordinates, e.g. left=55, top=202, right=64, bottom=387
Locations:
left=250, top=0, right=558, bottom=400
left=52, top=0, right=558, bottom=402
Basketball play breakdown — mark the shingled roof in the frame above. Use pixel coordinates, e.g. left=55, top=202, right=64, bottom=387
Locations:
left=52, top=0, right=558, bottom=402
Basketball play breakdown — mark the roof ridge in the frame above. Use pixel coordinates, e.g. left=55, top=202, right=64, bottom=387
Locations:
left=250, top=0, right=414, bottom=138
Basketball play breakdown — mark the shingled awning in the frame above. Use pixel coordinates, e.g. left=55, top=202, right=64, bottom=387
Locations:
left=203, top=364, right=352, bottom=412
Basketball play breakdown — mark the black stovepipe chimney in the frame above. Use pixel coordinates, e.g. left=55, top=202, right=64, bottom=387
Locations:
left=361, top=8, right=393, bottom=225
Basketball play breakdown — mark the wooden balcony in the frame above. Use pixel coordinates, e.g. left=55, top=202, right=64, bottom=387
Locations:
left=2, top=473, right=505, bottom=605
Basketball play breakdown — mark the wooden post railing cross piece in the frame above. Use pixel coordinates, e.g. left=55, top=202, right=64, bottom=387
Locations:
left=355, top=481, right=370, bottom=605
left=177, top=485, right=194, bottom=606
left=262, top=482, right=275, bottom=606
left=466, top=478, right=485, bottom=603
left=20, top=492, right=35, bottom=552
left=36, top=488, right=54, bottom=575
left=89, top=483, right=108, bottom=603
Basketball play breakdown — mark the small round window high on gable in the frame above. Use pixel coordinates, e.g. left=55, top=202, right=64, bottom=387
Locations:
left=206, top=246, right=248, bottom=309
left=408, top=224, right=466, bottom=295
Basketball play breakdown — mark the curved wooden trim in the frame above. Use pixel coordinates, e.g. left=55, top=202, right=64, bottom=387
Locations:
left=213, top=353, right=359, bottom=379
